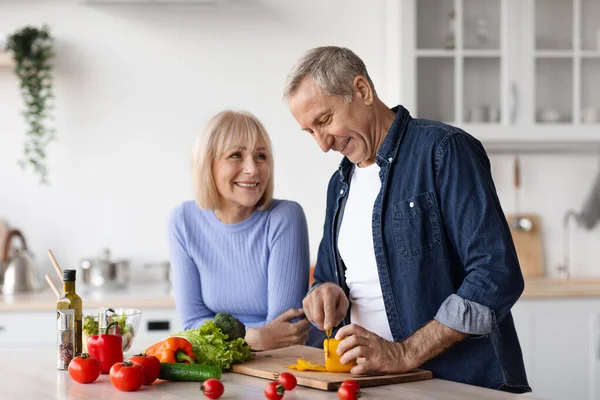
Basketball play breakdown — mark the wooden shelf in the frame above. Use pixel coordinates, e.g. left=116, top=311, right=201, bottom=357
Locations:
left=0, top=52, right=14, bottom=68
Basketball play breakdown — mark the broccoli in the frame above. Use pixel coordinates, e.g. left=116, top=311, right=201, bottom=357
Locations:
left=214, top=313, right=246, bottom=341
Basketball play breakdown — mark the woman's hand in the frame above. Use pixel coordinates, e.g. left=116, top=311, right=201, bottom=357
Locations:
left=245, top=308, right=310, bottom=351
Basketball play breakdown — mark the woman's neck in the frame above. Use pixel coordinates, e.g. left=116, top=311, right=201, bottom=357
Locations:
left=213, top=206, right=255, bottom=224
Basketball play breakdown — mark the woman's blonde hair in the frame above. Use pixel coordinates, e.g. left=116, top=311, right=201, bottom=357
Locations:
left=192, top=110, right=274, bottom=210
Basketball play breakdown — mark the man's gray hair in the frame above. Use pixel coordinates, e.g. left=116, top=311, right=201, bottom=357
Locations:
left=283, top=46, right=377, bottom=103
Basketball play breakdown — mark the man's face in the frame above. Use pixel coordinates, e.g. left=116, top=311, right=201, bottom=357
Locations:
left=288, top=78, right=375, bottom=166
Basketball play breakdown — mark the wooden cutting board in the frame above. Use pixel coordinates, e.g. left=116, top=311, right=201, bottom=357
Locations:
left=230, top=345, right=432, bottom=391
left=507, top=214, right=544, bottom=277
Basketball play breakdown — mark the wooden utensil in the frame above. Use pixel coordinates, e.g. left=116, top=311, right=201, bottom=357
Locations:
left=508, top=214, right=544, bottom=277
left=513, top=156, right=533, bottom=231
left=231, top=345, right=432, bottom=391
left=47, top=249, right=63, bottom=281
left=44, top=274, right=60, bottom=298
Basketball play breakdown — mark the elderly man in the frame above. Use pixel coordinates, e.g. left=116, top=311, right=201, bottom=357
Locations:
left=284, top=46, right=530, bottom=393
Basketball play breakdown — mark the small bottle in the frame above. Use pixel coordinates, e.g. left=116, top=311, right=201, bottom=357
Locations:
left=57, top=309, right=75, bottom=370
left=57, top=270, right=83, bottom=355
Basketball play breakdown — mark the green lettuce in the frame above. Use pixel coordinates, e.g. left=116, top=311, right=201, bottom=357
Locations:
left=171, top=320, right=253, bottom=370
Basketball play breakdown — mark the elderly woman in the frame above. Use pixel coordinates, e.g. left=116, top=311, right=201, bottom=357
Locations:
left=167, top=110, right=310, bottom=351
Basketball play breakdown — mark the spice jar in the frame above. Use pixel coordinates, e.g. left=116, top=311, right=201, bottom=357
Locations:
left=57, top=309, right=75, bottom=370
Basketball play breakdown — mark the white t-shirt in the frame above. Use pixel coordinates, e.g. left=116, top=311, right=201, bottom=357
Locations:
left=337, top=163, right=394, bottom=342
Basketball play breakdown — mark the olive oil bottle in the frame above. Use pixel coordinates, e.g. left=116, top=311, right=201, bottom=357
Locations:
left=57, top=270, right=83, bottom=355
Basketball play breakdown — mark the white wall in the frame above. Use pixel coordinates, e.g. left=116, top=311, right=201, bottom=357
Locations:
left=1, top=0, right=599, bottom=282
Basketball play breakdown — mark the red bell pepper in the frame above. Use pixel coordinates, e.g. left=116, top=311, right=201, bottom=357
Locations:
left=87, top=320, right=123, bottom=374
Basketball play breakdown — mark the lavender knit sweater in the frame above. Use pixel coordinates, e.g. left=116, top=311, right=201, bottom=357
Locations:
left=167, top=199, right=310, bottom=330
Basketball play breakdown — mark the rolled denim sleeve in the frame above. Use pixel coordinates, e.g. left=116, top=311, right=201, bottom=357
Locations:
left=434, top=131, right=524, bottom=336
left=434, top=294, right=495, bottom=335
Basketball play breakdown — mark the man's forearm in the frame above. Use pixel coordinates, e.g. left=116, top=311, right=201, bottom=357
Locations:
left=399, top=320, right=469, bottom=370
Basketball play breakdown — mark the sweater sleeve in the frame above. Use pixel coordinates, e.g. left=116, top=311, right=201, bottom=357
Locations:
left=167, top=205, right=215, bottom=330
left=265, top=201, right=310, bottom=322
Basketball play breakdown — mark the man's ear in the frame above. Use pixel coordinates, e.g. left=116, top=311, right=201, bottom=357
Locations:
left=353, top=76, right=374, bottom=105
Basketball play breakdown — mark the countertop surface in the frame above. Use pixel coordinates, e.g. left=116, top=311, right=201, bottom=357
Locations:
left=0, top=283, right=175, bottom=312
left=521, top=277, right=600, bottom=299
left=0, top=348, right=542, bottom=400
left=3, top=277, right=600, bottom=313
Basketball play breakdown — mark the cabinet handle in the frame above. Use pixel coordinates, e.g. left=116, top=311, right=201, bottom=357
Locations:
left=510, top=82, right=519, bottom=125
left=147, top=321, right=170, bottom=331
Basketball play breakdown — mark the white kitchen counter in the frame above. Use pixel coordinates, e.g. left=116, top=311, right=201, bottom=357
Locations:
left=0, top=347, right=542, bottom=400
left=0, top=283, right=175, bottom=312
left=3, top=277, right=600, bottom=313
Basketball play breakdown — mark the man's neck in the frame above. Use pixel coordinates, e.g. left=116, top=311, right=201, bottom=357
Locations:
left=358, top=100, right=396, bottom=168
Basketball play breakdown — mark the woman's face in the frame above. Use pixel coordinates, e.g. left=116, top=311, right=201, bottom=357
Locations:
left=212, top=137, right=271, bottom=218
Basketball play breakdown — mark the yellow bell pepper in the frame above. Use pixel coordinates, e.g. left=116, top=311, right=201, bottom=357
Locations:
left=286, top=358, right=327, bottom=372
left=323, top=338, right=356, bottom=373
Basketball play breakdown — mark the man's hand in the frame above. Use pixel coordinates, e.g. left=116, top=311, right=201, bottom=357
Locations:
left=246, top=308, right=310, bottom=351
left=302, top=282, right=349, bottom=331
left=335, top=324, right=416, bottom=375
left=336, top=320, right=470, bottom=375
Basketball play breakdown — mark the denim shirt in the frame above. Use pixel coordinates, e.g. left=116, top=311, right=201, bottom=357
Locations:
left=312, top=106, right=531, bottom=393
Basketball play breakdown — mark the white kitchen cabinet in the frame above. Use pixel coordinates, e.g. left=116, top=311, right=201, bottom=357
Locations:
left=0, top=312, right=56, bottom=349
left=0, top=307, right=181, bottom=352
left=388, top=0, right=600, bottom=146
left=133, top=308, right=182, bottom=350
left=512, top=298, right=600, bottom=400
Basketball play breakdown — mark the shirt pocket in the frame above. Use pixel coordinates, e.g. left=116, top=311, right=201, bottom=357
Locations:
left=392, top=191, right=441, bottom=257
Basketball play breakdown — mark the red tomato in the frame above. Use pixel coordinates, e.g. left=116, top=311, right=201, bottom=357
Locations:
left=109, top=361, right=145, bottom=392
left=68, top=353, right=101, bottom=384
left=340, top=379, right=361, bottom=392
left=276, top=372, right=297, bottom=390
left=338, top=385, right=361, bottom=400
left=128, top=354, right=160, bottom=385
left=201, top=378, right=224, bottom=399
left=264, top=381, right=285, bottom=400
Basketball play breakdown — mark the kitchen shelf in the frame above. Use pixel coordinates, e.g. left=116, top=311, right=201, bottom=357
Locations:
left=0, top=52, right=14, bottom=68
left=415, top=49, right=455, bottom=57
left=535, top=51, right=574, bottom=58
left=484, top=140, right=600, bottom=155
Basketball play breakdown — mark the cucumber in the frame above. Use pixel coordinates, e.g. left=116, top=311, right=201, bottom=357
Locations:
left=159, top=363, right=222, bottom=382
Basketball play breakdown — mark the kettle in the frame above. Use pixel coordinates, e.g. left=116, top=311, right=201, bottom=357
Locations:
left=1, top=229, right=40, bottom=294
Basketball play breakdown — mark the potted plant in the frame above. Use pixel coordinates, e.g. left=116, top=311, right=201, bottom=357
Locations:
left=4, top=25, right=55, bottom=184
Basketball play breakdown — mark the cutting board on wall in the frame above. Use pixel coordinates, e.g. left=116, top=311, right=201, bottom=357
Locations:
left=507, top=214, right=544, bottom=277
left=230, top=345, right=432, bottom=391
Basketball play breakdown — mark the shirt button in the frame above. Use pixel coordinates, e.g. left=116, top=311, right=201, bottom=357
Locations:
left=409, top=202, right=414, bottom=208
left=340, top=189, right=345, bottom=195
left=388, top=157, right=393, bottom=162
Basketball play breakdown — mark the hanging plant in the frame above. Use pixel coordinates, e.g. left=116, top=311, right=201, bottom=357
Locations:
left=4, top=25, right=55, bottom=184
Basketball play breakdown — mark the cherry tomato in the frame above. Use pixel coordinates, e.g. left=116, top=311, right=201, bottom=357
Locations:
left=128, top=353, right=160, bottom=385
left=109, top=361, right=145, bottom=392
left=68, top=353, right=101, bottom=384
left=338, top=385, right=361, bottom=400
left=264, top=381, right=285, bottom=400
left=201, top=378, right=224, bottom=399
left=340, top=379, right=361, bottom=392
left=276, top=372, right=297, bottom=390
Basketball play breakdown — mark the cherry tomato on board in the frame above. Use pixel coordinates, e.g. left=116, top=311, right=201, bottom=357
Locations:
left=128, top=353, right=160, bottom=385
left=109, top=361, right=145, bottom=392
left=264, top=381, right=285, bottom=400
left=201, top=378, right=225, bottom=399
left=68, top=353, right=101, bottom=384
left=275, top=371, right=297, bottom=390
